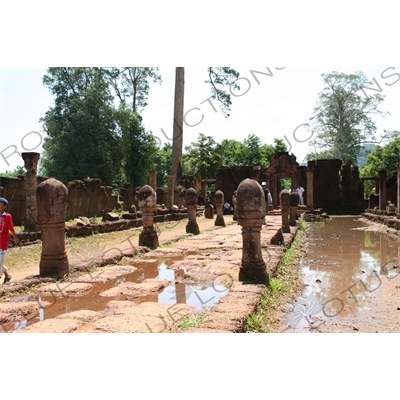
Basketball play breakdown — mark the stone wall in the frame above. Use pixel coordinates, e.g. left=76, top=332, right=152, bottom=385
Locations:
left=0, top=176, right=119, bottom=226
left=1, top=175, right=189, bottom=228
left=308, top=159, right=366, bottom=214
left=0, top=175, right=47, bottom=226
left=66, top=179, right=118, bottom=220
left=216, top=166, right=267, bottom=206
left=215, top=158, right=367, bottom=215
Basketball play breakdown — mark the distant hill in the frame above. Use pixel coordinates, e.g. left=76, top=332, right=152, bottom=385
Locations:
left=356, top=144, right=377, bottom=167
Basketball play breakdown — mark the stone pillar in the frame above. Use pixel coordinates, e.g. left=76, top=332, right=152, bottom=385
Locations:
left=22, top=152, right=40, bottom=232
left=148, top=170, right=157, bottom=192
left=306, top=170, right=314, bottom=211
left=138, top=185, right=159, bottom=249
left=250, top=166, right=261, bottom=181
left=232, top=190, right=238, bottom=221
left=379, top=170, right=387, bottom=211
left=280, top=190, right=290, bottom=233
left=291, top=172, right=296, bottom=191
left=214, top=190, right=225, bottom=227
left=236, top=179, right=269, bottom=284
left=273, top=176, right=279, bottom=209
left=167, top=174, right=175, bottom=210
left=397, top=163, right=400, bottom=214
left=185, top=188, right=200, bottom=235
left=37, top=178, right=69, bottom=277
left=201, top=181, right=207, bottom=204
left=204, top=203, right=214, bottom=219
left=289, top=191, right=299, bottom=226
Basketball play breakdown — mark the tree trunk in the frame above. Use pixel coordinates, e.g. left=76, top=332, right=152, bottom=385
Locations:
left=172, top=67, right=184, bottom=180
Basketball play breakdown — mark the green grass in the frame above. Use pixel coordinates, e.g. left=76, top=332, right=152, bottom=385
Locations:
left=176, top=314, right=207, bottom=331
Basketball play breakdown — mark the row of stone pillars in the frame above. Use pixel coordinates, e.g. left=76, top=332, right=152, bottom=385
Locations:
left=33, top=174, right=300, bottom=288
left=34, top=181, right=230, bottom=277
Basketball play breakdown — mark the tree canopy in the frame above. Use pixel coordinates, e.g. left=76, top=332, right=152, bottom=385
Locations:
left=183, top=133, right=287, bottom=181
left=360, top=131, right=400, bottom=194
left=308, top=71, right=388, bottom=164
left=39, top=67, right=160, bottom=187
left=220, top=136, right=287, bottom=167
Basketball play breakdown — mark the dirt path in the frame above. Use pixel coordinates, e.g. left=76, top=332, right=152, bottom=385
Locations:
left=1, top=214, right=296, bottom=333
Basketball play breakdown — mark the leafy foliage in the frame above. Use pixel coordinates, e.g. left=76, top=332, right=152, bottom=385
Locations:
left=205, top=67, right=240, bottom=117
left=0, top=165, right=25, bottom=177
left=220, top=136, right=287, bottom=167
left=154, top=142, right=172, bottom=188
left=360, top=131, right=400, bottom=193
left=40, top=68, right=122, bottom=185
left=39, top=68, right=160, bottom=187
left=115, top=105, right=159, bottom=187
left=182, top=133, right=223, bottom=181
left=102, top=67, right=162, bottom=112
left=309, top=71, right=387, bottom=164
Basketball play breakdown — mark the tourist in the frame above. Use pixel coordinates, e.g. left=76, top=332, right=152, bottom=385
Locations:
left=261, top=182, right=272, bottom=224
left=261, top=182, right=272, bottom=205
left=297, top=185, right=305, bottom=205
left=0, top=197, right=18, bottom=284
left=224, top=201, right=231, bottom=215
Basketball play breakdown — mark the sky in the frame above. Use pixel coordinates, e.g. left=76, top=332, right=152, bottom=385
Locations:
left=1, top=67, right=399, bottom=173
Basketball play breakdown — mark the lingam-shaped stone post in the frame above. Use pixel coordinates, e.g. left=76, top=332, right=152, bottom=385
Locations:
left=37, top=178, right=69, bottom=277
left=22, top=152, right=40, bottom=232
left=138, top=185, right=159, bottom=249
left=232, top=190, right=238, bottom=221
left=280, top=189, right=291, bottom=233
left=214, top=190, right=225, bottom=227
left=185, top=187, right=200, bottom=235
left=237, top=179, right=269, bottom=284
left=289, top=191, right=299, bottom=227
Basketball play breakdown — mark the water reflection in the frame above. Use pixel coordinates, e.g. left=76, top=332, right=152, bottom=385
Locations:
left=288, top=216, right=400, bottom=331
left=11, top=258, right=229, bottom=331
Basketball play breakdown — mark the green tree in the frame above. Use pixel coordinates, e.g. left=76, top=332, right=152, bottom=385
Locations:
left=40, top=67, right=122, bottom=185
left=360, top=131, right=400, bottom=193
left=154, top=142, right=172, bottom=188
left=103, top=67, right=162, bottom=112
left=182, top=133, right=223, bottom=181
left=0, top=165, right=25, bottom=178
left=115, top=105, right=158, bottom=187
left=220, top=139, right=246, bottom=166
left=309, top=71, right=387, bottom=164
left=220, top=136, right=287, bottom=167
left=261, top=137, right=288, bottom=166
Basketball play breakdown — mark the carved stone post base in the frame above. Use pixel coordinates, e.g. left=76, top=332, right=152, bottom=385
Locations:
left=186, top=219, right=200, bottom=235
left=139, top=227, right=159, bottom=249
left=239, top=266, right=269, bottom=284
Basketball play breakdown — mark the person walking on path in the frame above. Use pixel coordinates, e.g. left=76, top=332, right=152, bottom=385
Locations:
left=0, top=197, right=18, bottom=284
left=296, top=185, right=305, bottom=206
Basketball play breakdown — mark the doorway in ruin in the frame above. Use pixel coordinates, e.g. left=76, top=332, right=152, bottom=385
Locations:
left=265, top=152, right=304, bottom=208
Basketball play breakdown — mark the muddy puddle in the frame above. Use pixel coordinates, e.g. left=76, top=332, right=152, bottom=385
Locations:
left=286, top=216, right=400, bottom=332
left=10, top=255, right=229, bottom=332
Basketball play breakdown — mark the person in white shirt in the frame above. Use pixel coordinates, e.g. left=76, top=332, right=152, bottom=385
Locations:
left=296, top=185, right=305, bottom=206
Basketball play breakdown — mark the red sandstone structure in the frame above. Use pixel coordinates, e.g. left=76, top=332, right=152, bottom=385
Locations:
left=236, top=179, right=269, bottom=284
left=37, top=178, right=69, bottom=277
